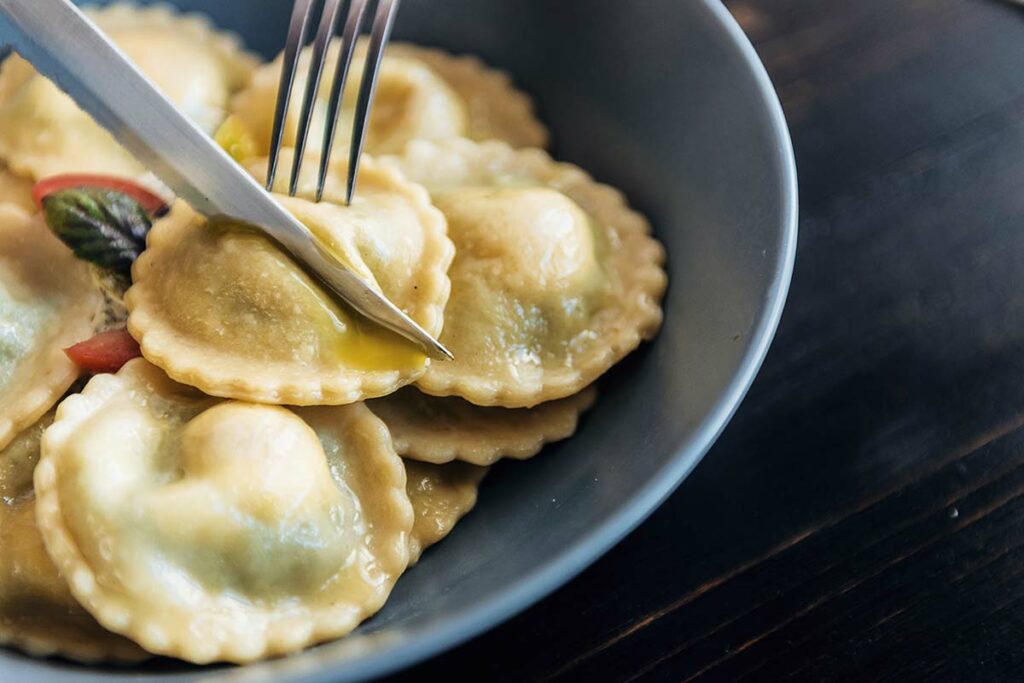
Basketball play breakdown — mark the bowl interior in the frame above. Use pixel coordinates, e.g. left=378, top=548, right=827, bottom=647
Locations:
left=0, top=1, right=796, bottom=681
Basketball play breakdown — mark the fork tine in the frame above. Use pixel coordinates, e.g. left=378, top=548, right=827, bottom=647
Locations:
left=266, top=0, right=317, bottom=192
left=288, top=0, right=345, bottom=196
left=343, top=0, right=400, bottom=205
left=315, top=0, right=368, bottom=202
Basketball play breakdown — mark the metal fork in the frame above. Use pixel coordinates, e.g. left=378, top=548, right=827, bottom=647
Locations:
left=266, top=0, right=399, bottom=205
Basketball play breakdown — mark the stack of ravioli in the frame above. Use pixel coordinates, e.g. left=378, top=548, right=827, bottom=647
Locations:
left=0, top=3, right=667, bottom=665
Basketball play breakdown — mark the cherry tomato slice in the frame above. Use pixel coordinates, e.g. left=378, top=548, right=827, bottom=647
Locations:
left=64, top=329, right=142, bottom=374
left=33, top=174, right=168, bottom=214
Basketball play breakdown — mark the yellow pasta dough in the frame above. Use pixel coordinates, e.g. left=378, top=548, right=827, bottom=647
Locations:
left=125, top=154, right=452, bottom=405
left=0, top=165, right=35, bottom=214
left=0, top=3, right=258, bottom=179
left=222, top=40, right=545, bottom=162
left=386, top=43, right=548, bottom=149
left=404, top=460, right=487, bottom=564
left=34, top=359, right=414, bottom=663
left=383, top=139, right=666, bottom=407
left=0, top=205, right=102, bottom=451
left=0, top=411, right=149, bottom=662
left=372, top=386, right=597, bottom=465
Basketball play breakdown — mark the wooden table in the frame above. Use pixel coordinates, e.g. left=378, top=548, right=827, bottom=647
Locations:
left=394, top=1, right=1024, bottom=680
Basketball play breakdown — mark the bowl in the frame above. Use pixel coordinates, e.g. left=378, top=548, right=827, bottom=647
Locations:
left=0, top=1, right=797, bottom=680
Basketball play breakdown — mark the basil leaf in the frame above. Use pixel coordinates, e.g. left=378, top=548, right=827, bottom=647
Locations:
left=41, top=188, right=152, bottom=280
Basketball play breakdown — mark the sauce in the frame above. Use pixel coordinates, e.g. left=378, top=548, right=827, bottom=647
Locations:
left=190, top=217, right=426, bottom=373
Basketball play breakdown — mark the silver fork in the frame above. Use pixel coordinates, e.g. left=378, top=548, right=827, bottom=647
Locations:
left=266, top=0, right=400, bottom=205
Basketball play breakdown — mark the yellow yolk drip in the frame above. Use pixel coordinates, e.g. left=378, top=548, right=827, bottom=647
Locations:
left=213, top=114, right=257, bottom=162
left=177, top=217, right=426, bottom=374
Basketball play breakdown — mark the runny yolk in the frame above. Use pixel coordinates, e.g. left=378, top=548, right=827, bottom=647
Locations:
left=206, top=217, right=427, bottom=373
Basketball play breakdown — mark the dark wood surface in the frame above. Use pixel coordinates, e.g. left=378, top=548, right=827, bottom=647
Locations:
left=394, top=1, right=1024, bottom=680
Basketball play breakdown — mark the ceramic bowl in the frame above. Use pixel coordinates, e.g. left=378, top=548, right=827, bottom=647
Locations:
left=0, top=1, right=797, bottom=680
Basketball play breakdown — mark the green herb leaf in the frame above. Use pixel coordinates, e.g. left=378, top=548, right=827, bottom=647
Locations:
left=41, top=188, right=152, bottom=279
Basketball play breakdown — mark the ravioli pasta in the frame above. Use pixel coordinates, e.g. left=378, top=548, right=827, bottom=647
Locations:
left=0, top=3, right=257, bottom=179
left=384, top=139, right=666, bottom=407
left=404, top=460, right=487, bottom=564
left=0, top=411, right=148, bottom=662
left=34, top=359, right=414, bottom=663
left=125, top=155, right=453, bottom=405
left=223, top=40, right=546, bottom=162
left=385, top=43, right=548, bottom=149
left=0, top=205, right=102, bottom=451
left=372, top=385, right=597, bottom=465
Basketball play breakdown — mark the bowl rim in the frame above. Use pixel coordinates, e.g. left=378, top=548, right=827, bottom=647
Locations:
left=288, top=2, right=799, bottom=680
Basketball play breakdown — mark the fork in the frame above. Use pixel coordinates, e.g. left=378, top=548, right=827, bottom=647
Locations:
left=266, top=0, right=400, bottom=205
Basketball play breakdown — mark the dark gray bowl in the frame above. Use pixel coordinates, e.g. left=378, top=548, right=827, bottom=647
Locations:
left=0, top=1, right=797, bottom=681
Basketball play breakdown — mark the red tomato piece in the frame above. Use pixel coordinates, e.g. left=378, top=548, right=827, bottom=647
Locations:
left=33, top=174, right=168, bottom=214
left=64, top=329, right=142, bottom=374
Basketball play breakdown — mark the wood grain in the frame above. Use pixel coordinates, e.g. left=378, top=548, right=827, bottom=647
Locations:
left=393, top=1, right=1024, bottom=680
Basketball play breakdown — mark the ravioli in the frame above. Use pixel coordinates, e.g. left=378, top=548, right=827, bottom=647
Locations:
left=372, top=385, right=597, bottom=465
left=222, top=40, right=545, bottom=162
left=0, top=165, right=35, bottom=214
left=0, top=3, right=258, bottom=179
left=0, top=205, right=102, bottom=450
left=404, top=460, right=487, bottom=564
left=386, top=43, right=548, bottom=149
left=34, top=359, right=414, bottom=664
left=125, top=154, right=452, bottom=405
left=0, top=411, right=148, bottom=662
left=383, top=139, right=666, bottom=407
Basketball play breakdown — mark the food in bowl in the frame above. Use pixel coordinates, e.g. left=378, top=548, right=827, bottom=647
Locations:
left=0, top=2, right=667, bottom=665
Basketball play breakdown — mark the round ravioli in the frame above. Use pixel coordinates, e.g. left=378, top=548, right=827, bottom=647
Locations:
left=125, top=154, right=452, bottom=405
left=34, top=359, right=414, bottom=664
left=386, top=43, right=548, bottom=149
left=222, top=40, right=545, bottom=162
left=372, top=385, right=597, bottom=466
left=0, top=206, right=102, bottom=450
left=0, top=411, right=148, bottom=662
left=404, top=460, right=487, bottom=564
left=0, top=3, right=258, bottom=179
left=383, top=139, right=666, bottom=407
